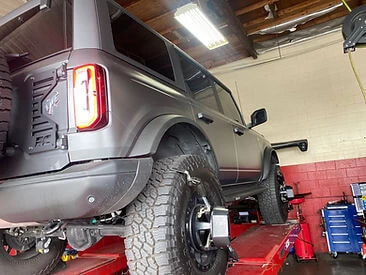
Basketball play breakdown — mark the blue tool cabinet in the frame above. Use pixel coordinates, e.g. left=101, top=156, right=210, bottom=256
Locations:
left=322, top=204, right=362, bottom=257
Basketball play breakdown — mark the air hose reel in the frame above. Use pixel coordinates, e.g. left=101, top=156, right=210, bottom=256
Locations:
left=343, top=5, right=366, bottom=52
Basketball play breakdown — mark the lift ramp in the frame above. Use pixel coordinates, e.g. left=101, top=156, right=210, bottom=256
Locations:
left=54, top=222, right=300, bottom=275
left=227, top=222, right=300, bottom=275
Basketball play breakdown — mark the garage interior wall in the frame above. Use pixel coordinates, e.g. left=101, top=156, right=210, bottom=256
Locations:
left=0, top=0, right=26, bottom=17
left=213, top=30, right=366, bottom=252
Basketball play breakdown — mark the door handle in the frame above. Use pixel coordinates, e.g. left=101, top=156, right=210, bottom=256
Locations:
left=233, top=127, right=244, bottom=136
left=197, top=113, right=214, bottom=124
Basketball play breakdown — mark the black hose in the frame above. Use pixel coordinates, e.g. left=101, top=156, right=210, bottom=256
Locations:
left=296, top=236, right=314, bottom=246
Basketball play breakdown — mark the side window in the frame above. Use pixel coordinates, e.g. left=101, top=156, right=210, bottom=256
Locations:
left=108, top=3, right=175, bottom=81
left=178, top=54, right=219, bottom=112
left=215, top=82, right=242, bottom=122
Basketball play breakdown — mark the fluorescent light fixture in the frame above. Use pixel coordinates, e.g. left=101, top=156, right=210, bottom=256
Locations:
left=174, top=3, right=228, bottom=50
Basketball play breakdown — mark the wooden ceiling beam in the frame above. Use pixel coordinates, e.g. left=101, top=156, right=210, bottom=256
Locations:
left=252, top=0, right=364, bottom=43
left=244, top=0, right=346, bottom=34
left=210, top=0, right=257, bottom=58
left=179, top=32, right=239, bottom=53
left=155, top=0, right=257, bottom=59
left=235, top=0, right=279, bottom=16
left=251, top=10, right=345, bottom=43
left=277, top=0, right=322, bottom=17
left=177, top=32, right=239, bottom=53
left=144, top=11, right=180, bottom=35
left=145, top=10, right=174, bottom=25
left=157, top=5, right=225, bottom=35
left=114, top=0, right=141, bottom=8
left=243, top=0, right=332, bottom=29
left=192, top=43, right=248, bottom=68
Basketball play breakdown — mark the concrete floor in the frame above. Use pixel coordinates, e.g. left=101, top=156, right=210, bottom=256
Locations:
left=279, top=253, right=366, bottom=275
left=53, top=251, right=366, bottom=274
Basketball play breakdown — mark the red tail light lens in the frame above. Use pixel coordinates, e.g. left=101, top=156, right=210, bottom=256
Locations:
left=73, top=64, right=107, bottom=131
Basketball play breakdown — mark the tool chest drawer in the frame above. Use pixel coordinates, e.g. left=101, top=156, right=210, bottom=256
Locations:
left=322, top=204, right=362, bottom=254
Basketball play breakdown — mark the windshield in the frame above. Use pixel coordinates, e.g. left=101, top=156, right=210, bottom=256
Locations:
left=0, top=0, right=72, bottom=71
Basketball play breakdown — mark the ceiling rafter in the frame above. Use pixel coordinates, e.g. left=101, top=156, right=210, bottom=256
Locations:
left=145, top=10, right=174, bottom=25
left=251, top=9, right=345, bottom=43
left=243, top=0, right=336, bottom=29
left=113, top=0, right=365, bottom=68
left=210, top=0, right=257, bottom=58
left=145, top=0, right=256, bottom=59
left=235, top=0, right=279, bottom=16
left=251, top=0, right=365, bottom=43
left=114, top=0, right=141, bottom=8
left=184, top=37, right=249, bottom=68
left=244, top=0, right=347, bottom=34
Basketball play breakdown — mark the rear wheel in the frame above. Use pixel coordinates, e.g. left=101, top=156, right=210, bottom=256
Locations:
left=0, top=52, right=11, bottom=156
left=258, top=163, right=289, bottom=224
left=0, top=230, right=65, bottom=275
left=124, top=155, right=228, bottom=274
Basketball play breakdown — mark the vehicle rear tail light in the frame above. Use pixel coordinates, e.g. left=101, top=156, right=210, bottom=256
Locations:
left=73, top=64, right=107, bottom=131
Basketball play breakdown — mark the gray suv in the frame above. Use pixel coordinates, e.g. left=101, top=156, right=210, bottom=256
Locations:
left=0, top=1, right=291, bottom=274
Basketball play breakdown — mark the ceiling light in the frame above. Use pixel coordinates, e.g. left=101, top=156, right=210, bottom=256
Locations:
left=174, top=3, right=228, bottom=50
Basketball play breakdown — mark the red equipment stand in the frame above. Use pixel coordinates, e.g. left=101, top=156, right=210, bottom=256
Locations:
left=291, top=196, right=316, bottom=261
left=54, top=223, right=300, bottom=275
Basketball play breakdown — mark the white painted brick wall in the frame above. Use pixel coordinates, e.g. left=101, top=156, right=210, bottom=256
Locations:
left=0, top=0, right=26, bottom=17
left=213, top=31, right=366, bottom=166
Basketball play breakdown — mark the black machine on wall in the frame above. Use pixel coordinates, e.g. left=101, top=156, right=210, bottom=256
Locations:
left=343, top=5, right=366, bottom=52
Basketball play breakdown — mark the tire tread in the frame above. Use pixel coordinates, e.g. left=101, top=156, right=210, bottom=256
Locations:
left=125, top=155, right=226, bottom=275
left=258, top=163, right=288, bottom=224
left=0, top=52, right=11, bottom=155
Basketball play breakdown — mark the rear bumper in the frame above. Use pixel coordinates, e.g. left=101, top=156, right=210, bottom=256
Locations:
left=0, top=158, right=153, bottom=223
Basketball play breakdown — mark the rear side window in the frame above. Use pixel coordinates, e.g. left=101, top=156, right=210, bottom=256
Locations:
left=0, top=0, right=72, bottom=71
left=215, top=82, right=242, bottom=122
left=178, top=53, right=219, bottom=111
left=108, top=3, right=174, bottom=81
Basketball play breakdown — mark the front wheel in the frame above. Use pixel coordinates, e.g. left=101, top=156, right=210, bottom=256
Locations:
left=0, top=230, right=65, bottom=275
left=124, top=155, right=228, bottom=274
left=258, top=163, right=289, bottom=224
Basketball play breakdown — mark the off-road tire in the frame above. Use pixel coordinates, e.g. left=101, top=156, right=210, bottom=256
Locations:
left=0, top=52, right=11, bottom=155
left=0, top=231, right=66, bottom=275
left=258, top=163, right=288, bottom=224
left=124, top=155, right=228, bottom=275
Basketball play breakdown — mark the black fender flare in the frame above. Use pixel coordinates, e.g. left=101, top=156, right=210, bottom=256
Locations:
left=128, top=114, right=210, bottom=157
left=260, top=146, right=279, bottom=181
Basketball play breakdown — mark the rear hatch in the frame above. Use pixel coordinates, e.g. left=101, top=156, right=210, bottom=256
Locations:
left=0, top=0, right=72, bottom=179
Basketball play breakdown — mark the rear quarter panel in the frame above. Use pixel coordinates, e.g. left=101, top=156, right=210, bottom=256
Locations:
left=66, top=49, right=194, bottom=161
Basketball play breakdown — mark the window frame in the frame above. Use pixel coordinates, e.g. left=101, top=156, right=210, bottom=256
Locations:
left=176, top=50, right=222, bottom=113
left=213, top=81, right=244, bottom=125
left=176, top=48, right=245, bottom=124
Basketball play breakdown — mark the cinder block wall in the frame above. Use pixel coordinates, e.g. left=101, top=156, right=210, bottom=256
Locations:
left=213, top=31, right=366, bottom=252
left=281, top=158, right=366, bottom=252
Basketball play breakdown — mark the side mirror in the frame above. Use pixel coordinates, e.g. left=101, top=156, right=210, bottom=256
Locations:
left=249, top=108, right=267, bottom=128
